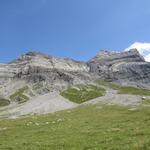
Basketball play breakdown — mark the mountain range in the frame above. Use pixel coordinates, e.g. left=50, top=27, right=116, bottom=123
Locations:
left=0, top=48, right=150, bottom=118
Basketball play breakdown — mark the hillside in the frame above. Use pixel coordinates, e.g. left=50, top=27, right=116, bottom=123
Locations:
left=0, top=49, right=150, bottom=118
left=1, top=104, right=150, bottom=150
left=1, top=49, right=150, bottom=149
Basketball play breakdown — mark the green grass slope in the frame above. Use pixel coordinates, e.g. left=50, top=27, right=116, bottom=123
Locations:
left=96, top=80, right=150, bottom=96
left=0, top=98, right=10, bottom=107
left=60, top=84, right=106, bottom=103
left=142, top=99, right=150, bottom=105
left=9, top=86, right=30, bottom=104
left=0, top=105, right=150, bottom=149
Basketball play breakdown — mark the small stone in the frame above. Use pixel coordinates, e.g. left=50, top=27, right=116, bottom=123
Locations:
left=45, top=122, right=49, bottom=124
left=35, top=123, right=39, bottom=126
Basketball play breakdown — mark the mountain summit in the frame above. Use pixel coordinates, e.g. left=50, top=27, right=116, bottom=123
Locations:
left=88, top=49, right=150, bottom=86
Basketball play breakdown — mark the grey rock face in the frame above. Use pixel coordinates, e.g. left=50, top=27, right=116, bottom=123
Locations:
left=13, top=52, right=93, bottom=87
left=1, top=49, right=150, bottom=101
left=88, top=49, right=150, bottom=86
left=0, top=52, right=94, bottom=99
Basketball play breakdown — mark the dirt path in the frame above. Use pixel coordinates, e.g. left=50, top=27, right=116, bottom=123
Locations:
left=82, top=89, right=142, bottom=106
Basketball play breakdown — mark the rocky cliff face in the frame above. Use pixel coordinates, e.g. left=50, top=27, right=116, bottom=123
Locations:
left=0, top=52, right=94, bottom=99
left=10, top=52, right=89, bottom=72
left=1, top=49, right=150, bottom=102
left=88, top=49, right=150, bottom=86
left=9, top=52, right=91, bottom=84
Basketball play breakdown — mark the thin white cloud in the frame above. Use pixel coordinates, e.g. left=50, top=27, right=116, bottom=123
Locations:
left=124, top=42, right=150, bottom=62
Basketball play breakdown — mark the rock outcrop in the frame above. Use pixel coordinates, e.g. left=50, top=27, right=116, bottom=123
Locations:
left=88, top=49, right=150, bottom=86
left=0, top=52, right=94, bottom=99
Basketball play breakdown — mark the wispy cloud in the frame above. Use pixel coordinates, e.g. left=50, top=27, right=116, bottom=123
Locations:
left=124, top=42, right=150, bottom=62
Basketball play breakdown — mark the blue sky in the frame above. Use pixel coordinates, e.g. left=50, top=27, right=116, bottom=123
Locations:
left=1, top=0, right=150, bottom=63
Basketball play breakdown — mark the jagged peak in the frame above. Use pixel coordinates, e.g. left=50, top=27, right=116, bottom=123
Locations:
left=9, top=51, right=53, bottom=64
left=95, top=48, right=142, bottom=59
left=89, top=48, right=145, bottom=63
left=97, top=48, right=139, bottom=56
left=24, top=51, right=51, bottom=58
left=128, top=48, right=139, bottom=52
left=9, top=50, right=86, bottom=65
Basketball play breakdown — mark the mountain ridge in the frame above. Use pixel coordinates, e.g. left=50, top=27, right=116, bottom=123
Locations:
left=1, top=48, right=150, bottom=118
left=1, top=49, right=150, bottom=88
left=0, top=49, right=149, bottom=99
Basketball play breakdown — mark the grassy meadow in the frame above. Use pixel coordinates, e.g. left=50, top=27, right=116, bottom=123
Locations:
left=0, top=104, right=150, bottom=150
left=1, top=81, right=150, bottom=149
left=60, top=84, right=106, bottom=103
left=96, top=80, right=150, bottom=96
